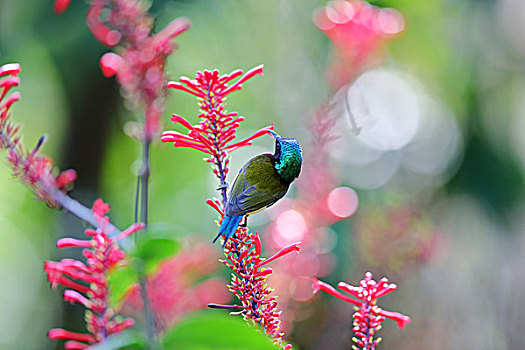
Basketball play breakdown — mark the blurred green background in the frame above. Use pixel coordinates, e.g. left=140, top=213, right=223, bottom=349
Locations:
left=2, top=0, right=525, bottom=349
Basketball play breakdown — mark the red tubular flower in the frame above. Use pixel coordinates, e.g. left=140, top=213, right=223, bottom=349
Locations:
left=44, top=199, right=143, bottom=348
left=312, top=272, right=411, bottom=350
left=56, top=0, right=190, bottom=141
left=313, top=0, right=405, bottom=89
left=53, top=0, right=72, bottom=14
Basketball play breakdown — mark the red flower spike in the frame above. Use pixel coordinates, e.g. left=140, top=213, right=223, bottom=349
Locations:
left=0, top=91, right=20, bottom=115
left=113, top=222, right=145, bottom=241
left=45, top=199, right=141, bottom=347
left=107, top=318, right=135, bottom=334
left=378, top=309, right=411, bottom=329
left=56, top=1, right=189, bottom=140
left=312, top=278, right=361, bottom=307
left=153, top=17, right=191, bottom=51
left=163, top=66, right=270, bottom=190
left=253, top=233, right=262, bottom=259
left=86, top=4, right=122, bottom=47
left=63, top=289, right=90, bottom=307
left=224, top=125, right=275, bottom=153
left=0, top=63, right=79, bottom=206
left=254, top=268, right=273, bottom=278
left=55, top=169, right=77, bottom=190
left=208, top=303, right=244, bottom=310
left=312, top=273, right=410, bottom=350
left=0, top=77, right=19, bottom=101
left=92, top=198, right=110, bottom=217
left=207, top=228, right=295, bottom=349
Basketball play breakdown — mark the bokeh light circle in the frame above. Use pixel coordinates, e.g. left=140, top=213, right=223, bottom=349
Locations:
left=344, top=68, right=421, bottom=151
left=274, top=209, right=307, bottom=245
left=327, top=187, right=359, bottom=218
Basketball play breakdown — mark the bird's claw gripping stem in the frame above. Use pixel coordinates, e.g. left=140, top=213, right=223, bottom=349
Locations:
left=240, top=216, right=248, bottom=228
left=217, top=182, right=229, bottom=191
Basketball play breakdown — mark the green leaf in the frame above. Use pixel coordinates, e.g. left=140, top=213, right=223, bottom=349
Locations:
left=108, top=265, right=137, bottom=306
left=108, top=235, right=180, bottom=306
left=133, top=237, right=180, bottom=274
left=162, top=312, right=280, bottom=350
left=87, top=330, right=145, bottom=350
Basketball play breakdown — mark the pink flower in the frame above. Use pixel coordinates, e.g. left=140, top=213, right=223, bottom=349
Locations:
left=312, top=272, right=411, bottom=350
left=119, top=243, right=229, bottom=332
left=45, top=199, right=144, bottom=348
left=313, top=0, right=405, bottom=89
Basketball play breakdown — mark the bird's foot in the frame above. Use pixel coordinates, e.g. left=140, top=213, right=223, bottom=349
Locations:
left=240, top=216, right=248, bottom=228
left=217, top=182, right=229, bottom=191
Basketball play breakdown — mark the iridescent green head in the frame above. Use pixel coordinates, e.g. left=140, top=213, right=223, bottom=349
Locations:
left=269, top=130, right=302, bottom=183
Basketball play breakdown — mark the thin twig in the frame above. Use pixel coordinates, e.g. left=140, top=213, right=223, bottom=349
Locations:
left=42, top=181, right=122, bottom=235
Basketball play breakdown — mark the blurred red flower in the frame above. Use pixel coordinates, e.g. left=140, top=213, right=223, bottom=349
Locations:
left=313, top=0, right=405, bottom=89
left=119, top=243, right=230, bottom=332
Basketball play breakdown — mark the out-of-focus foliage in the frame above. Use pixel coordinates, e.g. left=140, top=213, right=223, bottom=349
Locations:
left=162, top=313, right=283, bottom=350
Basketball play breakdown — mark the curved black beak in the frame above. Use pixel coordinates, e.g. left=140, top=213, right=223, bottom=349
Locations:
left=268, top=129, right=281, bottom=140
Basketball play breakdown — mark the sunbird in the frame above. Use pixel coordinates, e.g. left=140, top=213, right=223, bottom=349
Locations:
left=213, top=130, right=303, bottom=246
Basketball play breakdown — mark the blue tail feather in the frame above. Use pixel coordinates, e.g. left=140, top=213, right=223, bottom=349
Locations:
left=213, top=215, right=242, bottom=247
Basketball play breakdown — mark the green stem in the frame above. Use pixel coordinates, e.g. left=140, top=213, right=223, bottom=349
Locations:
left=136, top=139, right=157, bottom=349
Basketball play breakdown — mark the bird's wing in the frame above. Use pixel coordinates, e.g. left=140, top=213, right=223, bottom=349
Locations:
left=225, top=154, right=289, bottom=217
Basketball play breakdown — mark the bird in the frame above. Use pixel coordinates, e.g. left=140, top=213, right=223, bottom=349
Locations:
left=213, top=130, right=302, bottom=247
